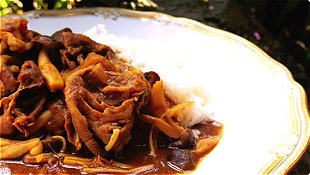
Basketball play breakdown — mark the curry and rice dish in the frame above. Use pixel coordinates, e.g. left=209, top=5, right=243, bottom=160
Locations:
left=0, top=18, right=223, bottom=174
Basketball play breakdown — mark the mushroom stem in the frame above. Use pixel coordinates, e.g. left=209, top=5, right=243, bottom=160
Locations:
left=0, top=138, right=42, bottom=159
left=0, top=137, right=19, bottom=146
left=38, top=47, right=64, bottom=92
left=30, top=141, right=43, bottom=156
left=63, top=155, right=95, bottom=166
left=82, top=164, right=155, bottom=174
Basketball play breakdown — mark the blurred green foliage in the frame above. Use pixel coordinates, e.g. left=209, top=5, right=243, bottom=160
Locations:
left=238, top=0, right=309, bottom=82
left=0, top=0, right=23, bottom=15
left=0, top=0, right=157, bottom=14
left=0, top=0, right=84, bottom=14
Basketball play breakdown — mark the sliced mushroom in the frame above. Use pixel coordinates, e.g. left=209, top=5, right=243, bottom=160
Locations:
left=0, top=137, right=18, bottom=146
left=38, top=47, right=64, bottom=92
left=0, top=137, right=43, bottom=159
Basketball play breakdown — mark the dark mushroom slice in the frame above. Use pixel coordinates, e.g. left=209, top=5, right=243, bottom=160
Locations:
left=167, top=149, right=196, bottom=171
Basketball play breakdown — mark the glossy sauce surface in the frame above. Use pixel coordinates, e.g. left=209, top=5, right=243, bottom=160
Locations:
left=0, top=120, right=223, bottom=174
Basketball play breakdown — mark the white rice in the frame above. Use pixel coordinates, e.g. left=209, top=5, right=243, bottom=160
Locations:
left=84, top=25, right=213, bottom=127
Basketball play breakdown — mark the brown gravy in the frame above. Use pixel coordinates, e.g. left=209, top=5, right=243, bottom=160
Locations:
left=0, top=120, right=223, bottom=174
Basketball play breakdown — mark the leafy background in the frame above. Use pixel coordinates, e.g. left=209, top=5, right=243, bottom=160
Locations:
left=1, top=0, right=310, bottom=174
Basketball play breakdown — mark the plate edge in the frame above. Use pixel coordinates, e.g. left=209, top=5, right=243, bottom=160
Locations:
left=4, top=7, right=310, bottom=174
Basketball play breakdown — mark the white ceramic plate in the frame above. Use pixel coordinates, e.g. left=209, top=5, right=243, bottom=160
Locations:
left=6, top=8, right=310, bottom=174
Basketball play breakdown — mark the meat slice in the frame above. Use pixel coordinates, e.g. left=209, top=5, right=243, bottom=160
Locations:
left=64, top=52, right=151, bottom=156
left=0, top=60, right=47, bottom=137
left=17, top=60, right=45, bottom=88
left=32, top=35, right=59, bottom=49
left=0, top=114, right=16, bottom=137
left=61, top=32, right=109, bottom=56
left=0, top=94, right=18, bottom=137
left=60, top=32, right=110, bottom=70
left=0, top=55, right=22, bottom=98
left=45, top=97, right=67, bottom=135
left=51, top=28, right=72, bottom=43
left=0, top=66, right=18, bottom=98
left=64, top=110, right=82, bottom=151
left=12, top=61, right=46, bottom=136
left=31, top=27, right=72, bottom=49
left=0, top=18, right=36, bottom=53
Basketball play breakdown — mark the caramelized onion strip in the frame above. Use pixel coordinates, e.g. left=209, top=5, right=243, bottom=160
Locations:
left=164, top=102, right=193, bottom=133
left=141, top=114, right=182, bottom=139
left=105, top=128, right=120, bottom=151
left=108, top=160, right=133, bottom=169
left=166, top=102, right=193, bottom=120
left=63, top=155, right=95, bottom=166
left=150, top=80, right=167, bottom=117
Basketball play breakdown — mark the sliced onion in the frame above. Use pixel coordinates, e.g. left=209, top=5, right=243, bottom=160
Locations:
left=105, top=128, right=120, bottom=151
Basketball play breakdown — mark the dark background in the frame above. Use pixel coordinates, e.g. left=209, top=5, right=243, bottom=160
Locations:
left=1, top=0, right=310, bottom=174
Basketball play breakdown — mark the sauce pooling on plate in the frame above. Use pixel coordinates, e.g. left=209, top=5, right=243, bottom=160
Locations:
left=0, top=18, right=223, bottom=174
left=0, top=120, right=222, bottom=174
